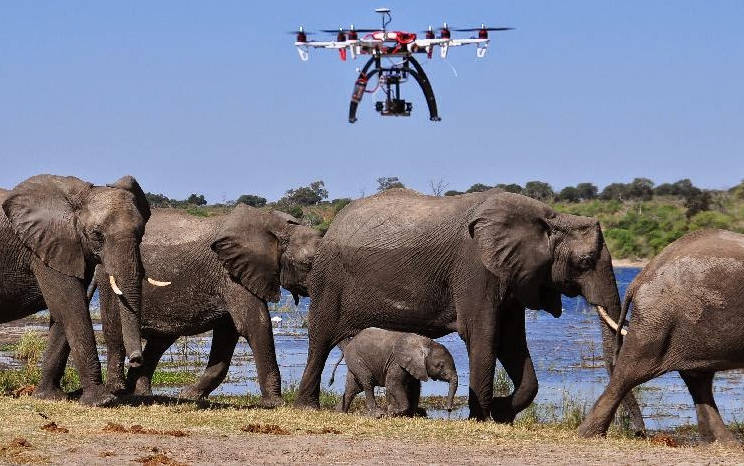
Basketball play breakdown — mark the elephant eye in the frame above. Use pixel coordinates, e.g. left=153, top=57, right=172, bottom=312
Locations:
left=88, top=228, right=104, bottom=248
left=575, top=254, right=594, bottom=271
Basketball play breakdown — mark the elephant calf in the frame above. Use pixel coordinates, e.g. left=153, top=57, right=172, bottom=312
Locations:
left=579, top=229, right=744, bottom=443
left=329, top=327, right=458, bottom=417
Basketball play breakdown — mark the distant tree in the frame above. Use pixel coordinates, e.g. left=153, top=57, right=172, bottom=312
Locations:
left=495, top=183, right=523, bottom=194
left=376, top=177, right=405, bottom=192
left=276, top=204, right=304, bottom=219
left=466, top=183, right=492, bottom=193
left=557, top=186, right=580, bottom=203
left=681, top=184, right=711, bottom=218
left=733, top=180, right=744, bottom=200
left=281, top=180, right=328, bottom=206
left=575, top=182, right=598, bottom=200
left=627, top=178, right=654, bottom=201
left=146, top=192, right=172, bottom=208
left=444, top=190, right=463, bottom=196
left=235, top=194, right=267, bottom=208
left=186, top=194, right=207, bottom=206
left=523, top=181, right=554, bottom=201
left=600, top=183, right=629, bottom=201
left=330, top=198, right=352, bottom=213
left=429, top=178, right=449, bottom=197
left=653, top=182, right=677, bottom=196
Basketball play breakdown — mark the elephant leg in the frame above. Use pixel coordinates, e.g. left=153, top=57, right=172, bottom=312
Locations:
left=406, top=379, right=425, bottom=417
left=33, top=264, right=113, bottom=406
left=599, top=316, right=645, bottom=435
left=460, top=307, right=498, bottom=420
left=679, top=371, right=736, bottom=444
left=339, top=374, right=363, bottom=413
left=578, top=334, right=659, bottom=437
left=492, top=304, right=538, bottom=423
left=180, top=321, right=238, bottom=400
left=385, top=367, right=412, bottom=417
left=126, top=335, right=177, bottom=396
left=35, top=318, right=70, bottom=401
left=296, top=294, right=340, bottom=409
left=227, top=288, right=282, bottom=407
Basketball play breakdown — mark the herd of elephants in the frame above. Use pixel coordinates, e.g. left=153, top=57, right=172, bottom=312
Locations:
left=1, top=174, right=744, bottom=444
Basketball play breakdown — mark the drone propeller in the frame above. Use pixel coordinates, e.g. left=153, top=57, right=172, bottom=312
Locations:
left=320, top=26, right=378, bottom=33
left=286, top=29, right=316, bottom=35
left=453, top=26, right=514, bottom=32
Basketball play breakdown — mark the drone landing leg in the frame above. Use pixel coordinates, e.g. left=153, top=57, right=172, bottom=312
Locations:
left=407, top=56, right=440, bottom=121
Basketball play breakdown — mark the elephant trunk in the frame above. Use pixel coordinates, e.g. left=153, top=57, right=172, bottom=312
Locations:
left=445, top=373, right=458, bottom=412
left=103, top=237, right=144, bottom=368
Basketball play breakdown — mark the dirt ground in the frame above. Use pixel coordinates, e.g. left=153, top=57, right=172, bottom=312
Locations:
left=1, top=397, right=744, bottom=465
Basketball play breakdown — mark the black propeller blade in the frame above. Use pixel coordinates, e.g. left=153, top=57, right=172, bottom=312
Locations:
left=286, top=30, right=316, bottom=35
left=453, top=27, right=514, bottom=32
left=320, top=27, right=378, bottom=33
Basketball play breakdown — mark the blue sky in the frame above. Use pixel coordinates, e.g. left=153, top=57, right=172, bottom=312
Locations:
left=1, top=1, right=742, bottom=201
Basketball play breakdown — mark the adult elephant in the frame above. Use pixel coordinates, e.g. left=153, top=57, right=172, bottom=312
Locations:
left=40, top=205, right=321, bottom=406
left=579, top=229, right=744, bottom=442
left=295, top=188, right=644, bottom=428
left=0, top=174, right=159, bottom=405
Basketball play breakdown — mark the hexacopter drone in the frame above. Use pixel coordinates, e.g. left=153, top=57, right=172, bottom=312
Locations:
left=292, top=8, right=513, bottom=123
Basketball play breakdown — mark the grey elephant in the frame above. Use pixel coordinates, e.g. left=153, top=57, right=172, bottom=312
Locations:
left=579, top=229, right=744, bottom=443
left=40, top=204, right=321, bottom=406
left=328, top=327, right=458, bottom=417
left=0, top=174, right=163, bottom=405
left=294, top=188, right=643, bottom=430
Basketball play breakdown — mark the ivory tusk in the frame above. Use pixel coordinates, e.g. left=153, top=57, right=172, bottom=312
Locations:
left=109, top=275, right=123, bottom=296
left=147, top=277, right=171, bottom=287
left=595, top=305, right=627, bottom=336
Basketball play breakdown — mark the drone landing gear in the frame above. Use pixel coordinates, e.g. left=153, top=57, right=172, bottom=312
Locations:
left=348, top=56, right=440, bottom=123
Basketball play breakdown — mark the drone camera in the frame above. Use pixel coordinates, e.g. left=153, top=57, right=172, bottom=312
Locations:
left=375, top=99, right=412, bottom=117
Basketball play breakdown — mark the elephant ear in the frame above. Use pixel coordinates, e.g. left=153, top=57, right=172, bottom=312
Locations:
left=393, top=334, right=430, bottom=381
left=2, top=175, right=92, bottom=279
left=107, top=175, right=151, bottom=223
left=211, top=204, right=284, bottom=302
left=467, top=192, right=553, bottom=287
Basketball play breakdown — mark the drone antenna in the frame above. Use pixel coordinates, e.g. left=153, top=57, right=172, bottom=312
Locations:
left=375, top=8, right=392, bottom=31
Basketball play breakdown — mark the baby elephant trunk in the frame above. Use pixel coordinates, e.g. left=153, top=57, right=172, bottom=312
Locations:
left=446, top=373, right=458, bottom=412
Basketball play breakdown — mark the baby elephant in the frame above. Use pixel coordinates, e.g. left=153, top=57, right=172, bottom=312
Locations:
left=579, top=229, right=744, bottom=443
left=329, top=327, right=458, bottom=417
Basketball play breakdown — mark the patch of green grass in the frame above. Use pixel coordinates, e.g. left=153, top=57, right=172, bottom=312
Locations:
left=493, top=366, right=513, bottom=397
left=15, top=332, right=46, bottom=365
left=0, top=343, right=17, bottom=352
left=151, top=370, right=198, bottom=387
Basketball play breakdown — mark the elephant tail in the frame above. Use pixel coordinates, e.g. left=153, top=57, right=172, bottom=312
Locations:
left=614, top=284, right=635, bottom=366
left=328, top=350, right=344, bottom=387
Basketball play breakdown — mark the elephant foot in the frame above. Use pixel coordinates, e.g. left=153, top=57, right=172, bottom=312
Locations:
left=79, top=385, right=118, bottom=407
left=294, top=398, right=321, bottom=410
left=257, top=395, right=284, bottom=409
left=105, top=379, right=127, bottom=397
left=413, top=407, right=428, bottom=418
left=369, top=408, right=386, bottom=419
left=33, top=385, right=68, bottom=402
left=179, top=385, right=207, bottom=400
left=577, top=419, right=607, bottom=438
left=131, top=378, right=153, bottom=397
left=490, top=397, right=517, bottom=424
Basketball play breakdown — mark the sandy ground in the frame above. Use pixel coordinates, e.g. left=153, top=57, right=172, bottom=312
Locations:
left=4, top=426, right=744, bottom=465
left=1, top=397, right=744, bottom=465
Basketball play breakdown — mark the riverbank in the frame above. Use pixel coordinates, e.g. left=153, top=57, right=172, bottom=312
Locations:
left=1, top=397, right=743, bottom=464
left=612, top=258, right=649, bottom=268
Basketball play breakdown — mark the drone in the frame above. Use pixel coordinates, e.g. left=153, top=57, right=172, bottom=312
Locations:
left=292, top=8, right=513, bottom=123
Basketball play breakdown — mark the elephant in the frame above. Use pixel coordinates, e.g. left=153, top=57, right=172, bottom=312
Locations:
left=0, top=174, right=162, bottom=405
left=579, top=229, right=744, bottom=443
left=328, top=327, right=458, bottom=417
left=294, top=188, right=644, bottom=430
left=39, top=204, right=322, bottom=406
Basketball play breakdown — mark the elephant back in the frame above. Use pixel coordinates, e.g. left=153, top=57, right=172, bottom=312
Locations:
left=142, top=208, right=223, bottom=247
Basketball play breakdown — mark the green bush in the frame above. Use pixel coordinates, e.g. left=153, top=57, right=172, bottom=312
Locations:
left=688, top=211, right=734, bottom=231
